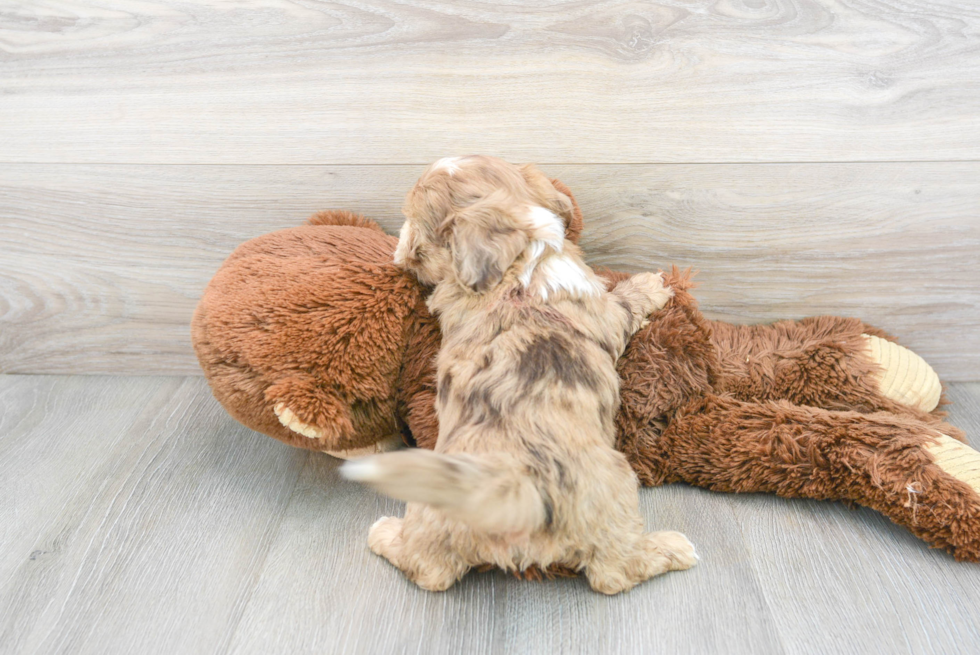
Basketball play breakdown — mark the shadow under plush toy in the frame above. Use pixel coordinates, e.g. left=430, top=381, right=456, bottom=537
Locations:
left=192, top=178, right=980, bottom=563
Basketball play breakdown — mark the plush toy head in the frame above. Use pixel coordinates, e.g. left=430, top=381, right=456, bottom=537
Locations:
left=191, top=179, right=584, bottom=458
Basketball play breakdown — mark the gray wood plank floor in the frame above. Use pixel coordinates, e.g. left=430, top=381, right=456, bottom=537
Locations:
left=2, top=374, right=979, bottom=655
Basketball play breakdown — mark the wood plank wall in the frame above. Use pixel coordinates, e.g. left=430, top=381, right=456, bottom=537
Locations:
left=1, top=1, right=978, bottom=379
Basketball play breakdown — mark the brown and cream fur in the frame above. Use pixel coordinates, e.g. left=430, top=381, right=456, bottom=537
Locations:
left=194, top=177, right=980, bottom=564
left=342, top=156, right=698, bottom=593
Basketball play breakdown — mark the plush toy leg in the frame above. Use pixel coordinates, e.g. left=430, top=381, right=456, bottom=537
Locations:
left=709, top=316, right=950, bottom=421
left=635, top=394, right=980, bottom=561
left=924, top=435, right=980, bottom=498
left=862, top=334, right=942, bottom=412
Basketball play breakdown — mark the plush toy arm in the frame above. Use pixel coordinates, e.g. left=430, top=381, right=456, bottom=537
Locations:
left=264, top=376, right=403, bottom=458
left=266, top=374, right=354, bottom=440
left=628, top=393, right=980, bottom=561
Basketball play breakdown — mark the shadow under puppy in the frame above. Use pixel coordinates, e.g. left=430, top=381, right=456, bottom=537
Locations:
left=342, top=155, right=697, bottom=594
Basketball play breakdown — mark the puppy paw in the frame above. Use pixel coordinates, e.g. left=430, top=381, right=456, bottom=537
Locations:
left=587, top=570, right=636, bottom=595
left=631, top=271, right=674, bottom=314
left=368, top=516, right=403, bottom=560
left=649, top=531, right=699, bottom=571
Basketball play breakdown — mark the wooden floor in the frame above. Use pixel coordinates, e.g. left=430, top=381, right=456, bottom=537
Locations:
left=2, top=1, right=979, bottom=653
left=1, top=373, right=979, bottom=655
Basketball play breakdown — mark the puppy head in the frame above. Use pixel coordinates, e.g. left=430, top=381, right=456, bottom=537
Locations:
left=394, top=156, right=572, bottom=292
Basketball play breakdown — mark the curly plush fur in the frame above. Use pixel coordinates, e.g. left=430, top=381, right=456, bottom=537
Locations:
left=192, top=174, right=980, bottom=563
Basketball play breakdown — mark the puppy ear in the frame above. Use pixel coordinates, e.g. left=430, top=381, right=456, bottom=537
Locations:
left=448, top=200, right=528, bottom=293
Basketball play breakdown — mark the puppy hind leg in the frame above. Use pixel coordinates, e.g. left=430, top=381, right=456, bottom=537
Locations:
left=368, top=514, right=469, bottom=592
left=368, top=516, right=404, bottom=566
left=585, top=531, right=698, bottom=595
left=585, top=551, right=639, bottom=595
left=641, top=531, right=699, bottom=573
left=406, top=550, right=469, bottom=592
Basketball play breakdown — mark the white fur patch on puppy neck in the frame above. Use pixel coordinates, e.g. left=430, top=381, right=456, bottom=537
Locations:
left=519, top=206, right=566, bottom=289
left=518, top=205, right=599, bottom=300
left=536, top=253, right=603, bottom=301
left=519, top=241, right=546, bottom=288
left=526, top=206, right=564, bottom=252
left=433, top=157, right=461, bottom=176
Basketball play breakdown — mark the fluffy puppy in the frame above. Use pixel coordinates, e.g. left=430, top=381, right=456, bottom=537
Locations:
left=343, top=155, right=697, bottom=594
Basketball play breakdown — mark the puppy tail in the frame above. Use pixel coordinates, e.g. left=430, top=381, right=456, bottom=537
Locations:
left=341, top=450, right=548, bottom=534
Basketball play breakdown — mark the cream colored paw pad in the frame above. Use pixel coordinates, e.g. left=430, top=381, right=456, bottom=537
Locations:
left=862, top=334, right=942, bottom=413
left=274, top=402, right=325, bottom=440
left=273, top=403, right=403, bottom=459
left=924, top=434, right=980, bottom=495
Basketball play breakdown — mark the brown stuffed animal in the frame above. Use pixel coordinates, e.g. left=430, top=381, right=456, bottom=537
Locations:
left=192, top=181, right=980, bottom=562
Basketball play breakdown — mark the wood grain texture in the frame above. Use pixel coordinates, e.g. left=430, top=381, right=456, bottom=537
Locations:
left=1, top=163, right=977, bottom=378
left=1, top=1, right=979, bottom=164
left=730, top=383, right=980, bottom=655
left=0, top=375, right=308, bottom=655
left=1, top=375, right=979, bottom=655
left=227, top=463, right=783, bottom=655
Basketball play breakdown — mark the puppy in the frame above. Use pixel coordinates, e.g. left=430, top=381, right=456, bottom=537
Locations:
left=342, top=156, right=697, bottom=594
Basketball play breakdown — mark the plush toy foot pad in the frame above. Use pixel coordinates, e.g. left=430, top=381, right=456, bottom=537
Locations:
left=274, top=403, right=403, bottom=459
left=925, top=434, right=980, bottom=495
left=275, top=403, right=324, bottom=440
left=862, top=334, right=942, bottom=412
